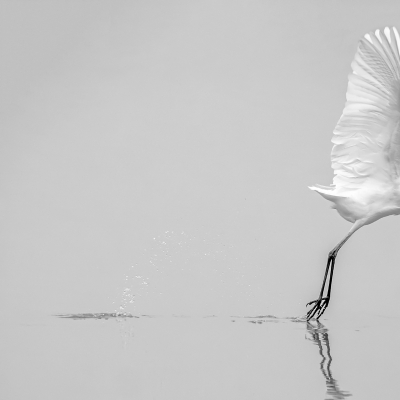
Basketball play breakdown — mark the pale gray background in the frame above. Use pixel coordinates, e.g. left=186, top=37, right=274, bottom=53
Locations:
left=2, top=0, right=400, bottom=318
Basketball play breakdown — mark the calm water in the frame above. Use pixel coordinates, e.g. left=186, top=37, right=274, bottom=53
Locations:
left=1, top=311, right=399, bottom=399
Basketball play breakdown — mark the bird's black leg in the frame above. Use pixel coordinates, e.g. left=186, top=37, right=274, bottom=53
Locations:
left=326, top=255, right=336, bottom=299
left=304, top=225, right=360, bottom=321
left=306, top=253, right=336, bottom=320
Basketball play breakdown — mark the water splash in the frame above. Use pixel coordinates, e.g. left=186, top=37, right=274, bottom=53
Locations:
left=113, top=230, right=267, bottom=315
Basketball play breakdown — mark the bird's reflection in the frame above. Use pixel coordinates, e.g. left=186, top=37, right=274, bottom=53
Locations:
left=306, top=321, right=351, bottom=399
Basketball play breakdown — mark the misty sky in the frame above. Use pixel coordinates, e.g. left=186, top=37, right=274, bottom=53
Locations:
left=2, top=0, right=400, bottom=318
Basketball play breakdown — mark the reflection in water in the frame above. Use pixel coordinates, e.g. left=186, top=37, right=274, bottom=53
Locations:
left=240, top=315, right=353, bottom=399
left=55, top=313, right=352, bottom=398
left=306, top=321, right=352, bottom=399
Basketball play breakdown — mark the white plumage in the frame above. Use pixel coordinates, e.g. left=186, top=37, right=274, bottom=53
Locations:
left=306, top=27, right=400, bottom=320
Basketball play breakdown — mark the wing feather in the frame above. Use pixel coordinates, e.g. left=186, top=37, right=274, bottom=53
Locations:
left=330, top=27, right=400, bottom=194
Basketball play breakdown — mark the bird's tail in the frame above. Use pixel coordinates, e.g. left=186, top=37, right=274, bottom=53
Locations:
left=309, top=185, right=347, bottom=205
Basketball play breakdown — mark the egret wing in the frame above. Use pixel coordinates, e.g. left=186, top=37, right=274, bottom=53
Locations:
left=330, top=27, right=400, bottom=194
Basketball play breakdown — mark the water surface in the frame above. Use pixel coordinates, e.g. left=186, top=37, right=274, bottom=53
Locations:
left=2, top=312, right=399, bottom=399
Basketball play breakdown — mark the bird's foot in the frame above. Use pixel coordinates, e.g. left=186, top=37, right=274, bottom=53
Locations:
left=306, top=297, right=330, bottom=320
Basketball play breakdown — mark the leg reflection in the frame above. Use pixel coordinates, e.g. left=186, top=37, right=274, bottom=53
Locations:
left=306, top=321, right=352, bottom=399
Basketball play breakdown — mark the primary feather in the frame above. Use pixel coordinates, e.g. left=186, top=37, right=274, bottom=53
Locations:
left=310, top=27, right=400, bottom=225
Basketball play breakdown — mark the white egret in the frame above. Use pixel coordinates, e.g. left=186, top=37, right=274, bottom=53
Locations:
left=307, top=27, right=400, bottom=320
